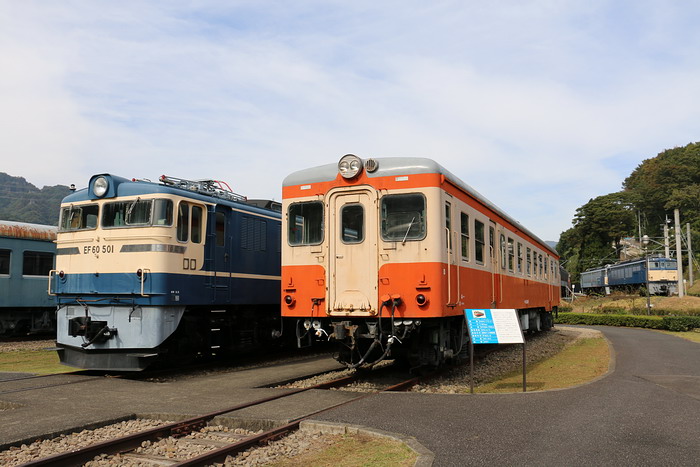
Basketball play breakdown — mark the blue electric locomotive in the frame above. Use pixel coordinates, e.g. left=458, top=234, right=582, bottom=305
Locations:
left=0, top=221, right=57, bottom=335
left=580, top=257, right=678, bottom=296
left=52, top=174, right=282, bottom=370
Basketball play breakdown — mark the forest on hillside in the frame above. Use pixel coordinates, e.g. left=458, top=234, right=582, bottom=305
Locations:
left=558, top=141, right=700, bottom=283
left=0, top=173, right=71, bottom=226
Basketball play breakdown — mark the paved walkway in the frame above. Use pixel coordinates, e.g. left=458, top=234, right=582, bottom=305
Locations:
left=312, top=326, right=700, bottom=466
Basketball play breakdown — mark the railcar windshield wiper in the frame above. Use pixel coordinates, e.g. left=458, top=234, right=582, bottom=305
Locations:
left=402, top=217, right=416, bottom=245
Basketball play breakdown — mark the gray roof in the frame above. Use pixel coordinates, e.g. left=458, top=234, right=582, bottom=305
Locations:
left=283, top=157, right=557, bottom=256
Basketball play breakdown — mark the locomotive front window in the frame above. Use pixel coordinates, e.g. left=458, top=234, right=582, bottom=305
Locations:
left=59, top=204, right=99, bottom=231
left=0, top=249, right=10, bottom=275
left=341, top=204, right=364, bottom=244
left=153, top=199, right=173, bottom=226
left=288, top=201, right=324, bottom=246
left=380, top=194, right=426, bottom=242
left=102, top=199, right=152, bottom=228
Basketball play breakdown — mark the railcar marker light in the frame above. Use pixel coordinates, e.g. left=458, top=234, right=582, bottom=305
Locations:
left=284, top=295, right=295, bottom=306
left=93, top=176, right=109, bottom=197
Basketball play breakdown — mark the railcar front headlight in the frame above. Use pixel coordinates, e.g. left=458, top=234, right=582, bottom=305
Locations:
left=93, top=176, right=109, bottom=197
left=338, top=154, right=363, bottom=179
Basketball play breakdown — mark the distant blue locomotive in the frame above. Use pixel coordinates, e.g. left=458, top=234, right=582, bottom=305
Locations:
left=0, top=221, right=57, bottom=335
left=52, top=174, right=282, bottom=370
left=580, top=257, right=678, bottom=296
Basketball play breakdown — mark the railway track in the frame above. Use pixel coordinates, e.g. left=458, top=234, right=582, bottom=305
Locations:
left=18, top=366, right=435, bottom=466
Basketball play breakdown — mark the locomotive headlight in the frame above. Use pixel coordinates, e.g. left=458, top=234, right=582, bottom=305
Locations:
left=93, top=176, right=109, bottom=197
left=338, top=154, right=363, bottom=179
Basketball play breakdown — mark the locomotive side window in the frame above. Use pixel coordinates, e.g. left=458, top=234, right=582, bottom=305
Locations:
left=474, top=220, right=485, bottom=264
left=0, top=249, right=10, bottom=275
left=215, top=212, right=226, bottom=247
left=507, top=237, right=514, bottom=272
left=460, top=213, right=469, bottom=261
left=341, top=204, right=364, bottom=244
left=22, top=251, right=54, bottom=276
left=177, top=203, right=189, bottom=242
left=60, top=204, right=99, bottom=231
left=103, top=199, right=152, bottom=227
left=380, top=194, right=426, bottom=242
left=191, top=205, right=203, bottom=244
left=288, top=201, right=324, bottom=246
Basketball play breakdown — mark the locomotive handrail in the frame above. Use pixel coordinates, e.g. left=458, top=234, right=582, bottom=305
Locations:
left=140, top=268, right=151, bottom=297
left=47, top=269, right=58, bottom=296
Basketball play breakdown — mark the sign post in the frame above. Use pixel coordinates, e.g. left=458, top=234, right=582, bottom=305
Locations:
left=464, top=309, right=526, bottom=393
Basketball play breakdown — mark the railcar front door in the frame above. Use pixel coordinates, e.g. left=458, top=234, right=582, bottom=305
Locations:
left=328, top=190, right=378, bottom=315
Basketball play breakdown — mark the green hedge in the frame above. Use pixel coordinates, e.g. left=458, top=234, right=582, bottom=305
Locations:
left=555, top=313, right=700, bottom=331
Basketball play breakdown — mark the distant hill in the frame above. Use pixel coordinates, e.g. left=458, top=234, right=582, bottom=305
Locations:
left=0, top=173, right=71, bottom=226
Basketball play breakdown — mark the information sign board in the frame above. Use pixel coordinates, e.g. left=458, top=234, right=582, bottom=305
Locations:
left=464, top=309, right=524, bottom=345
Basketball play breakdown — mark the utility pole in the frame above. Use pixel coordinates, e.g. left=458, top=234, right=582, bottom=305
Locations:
left=664, top=217, right=671, bottom=258
left=688, top=223, right=694, bottom=287
left=674, top=209, right=685, bottom=297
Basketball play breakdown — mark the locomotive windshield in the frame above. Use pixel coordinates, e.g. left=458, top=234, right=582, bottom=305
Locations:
left=102, top=199, right=173, bottom=228
left=288, top=201, right=324, bottom=246
left=59, top=204, right=99, bottom=231
left=380, top=193, right=426, bottom=241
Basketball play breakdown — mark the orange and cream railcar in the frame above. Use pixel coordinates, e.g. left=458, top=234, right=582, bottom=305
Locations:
left=282, top=155, right=560, bottom=367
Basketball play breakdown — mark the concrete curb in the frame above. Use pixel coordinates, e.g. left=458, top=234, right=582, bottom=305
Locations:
left=300, top=420, right=434, bottom=467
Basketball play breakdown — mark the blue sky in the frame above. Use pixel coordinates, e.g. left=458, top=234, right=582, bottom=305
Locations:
left=2, top=1, right=699, bottom=241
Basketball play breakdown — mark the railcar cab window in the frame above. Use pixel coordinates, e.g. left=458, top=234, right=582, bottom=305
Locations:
left=341, top=204, right=364, bottom=244
left=380, top=193, right=426, bottom=242
left=59, top=204, right=99, bottom=231
left=288, top=201, right=324, bottom=246
left=0, top=249, right=10, bottom=275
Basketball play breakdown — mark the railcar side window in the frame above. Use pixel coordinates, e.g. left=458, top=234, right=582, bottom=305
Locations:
left=177, top=203, right=189, bottom=242
left=500, top=234, right=506, bottom=269
left=103, top=199, right=152, bottom=227
left=341, top=204, right=364, bottom=244
left=517, top=243, right=523, bottom=274
left=22, top=251, right=54, bottom=276
left=288, top=201, right=324, bottom=246
left=380, top=194, right=426, bottom=242
left=474, top=220, right=485, bottom=264
left=527, top=248, right=532, bottom=276
left=539, top=254, right=543, bottom=277
left=460, top=213, right=469, bottom=261
left=533, top=252, right=538, bottom=278
left=0, top=249, right=10, bottom=275
left=445, top=202, right=452, bottom=250
left=507, top=238, right=514, bottom=272
left=191, top=205, right=203, bottom=243
left=59, top=204, right=99, bottom=231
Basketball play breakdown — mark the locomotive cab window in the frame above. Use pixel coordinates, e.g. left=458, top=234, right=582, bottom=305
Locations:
left=215, top=212, right=226, bottom=247
left=191, top=205, right=203, bottom=243
left=288, top=201, right=324, bottom=246
left=380, top=193, right=426, bottom=242
left=22, top=251, right=54, bottom=276
left=177, top=203, right=189, bottom=242
left=0, top=249, right=10, bottom=275
left=60, top=204, right=99, bottom=231
left=341, top=204, right=364, bottom=244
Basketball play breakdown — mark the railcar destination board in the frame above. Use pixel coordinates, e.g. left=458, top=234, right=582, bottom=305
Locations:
left=464, top=309, right=524, bottom=344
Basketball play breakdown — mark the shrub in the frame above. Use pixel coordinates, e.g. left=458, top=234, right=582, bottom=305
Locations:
left=554, top=313, right=700, bottom=331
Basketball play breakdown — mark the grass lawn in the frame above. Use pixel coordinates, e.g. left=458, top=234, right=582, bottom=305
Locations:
left=0, top=349, right=71, bottom=375
left=657, top=330, right=700, bottom=344
left=269, top=434, right=416, bottom=467
left=476, top=337, right=610, bottom=393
